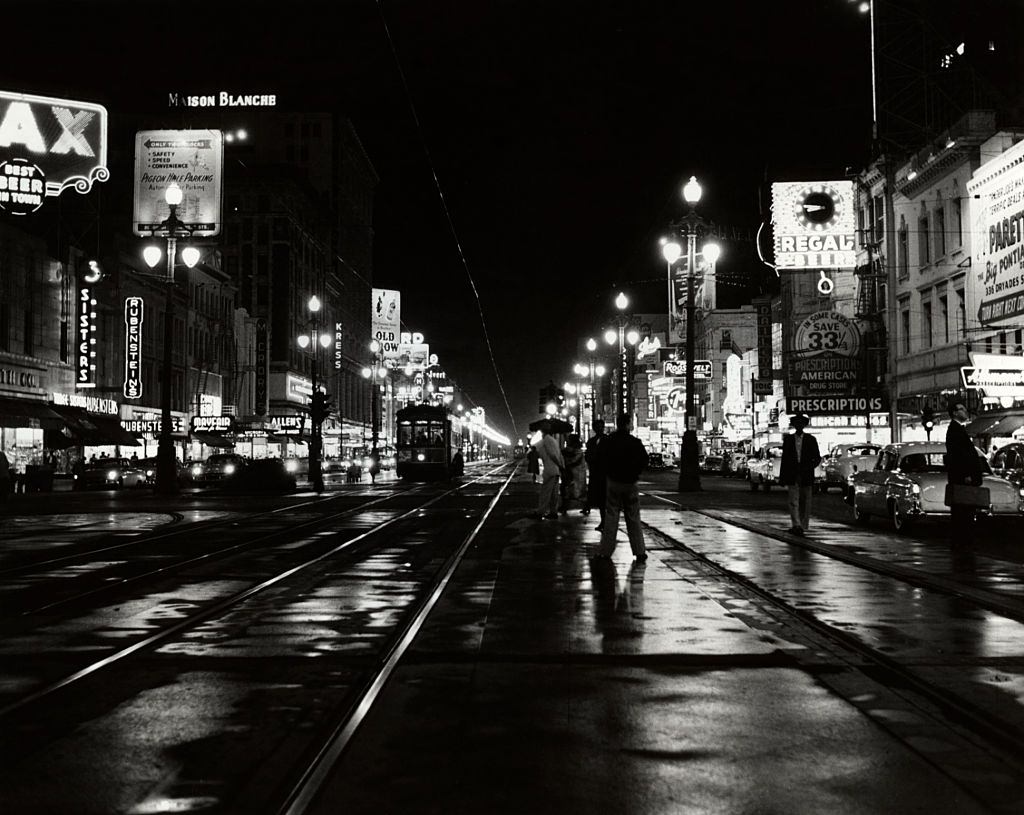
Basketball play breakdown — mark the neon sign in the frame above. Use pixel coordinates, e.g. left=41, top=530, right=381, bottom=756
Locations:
left=124, top=297, right=143, bottom=399
left=76, top=281, right=97, bottom=389
left=0, top=91, right=109, bottom=208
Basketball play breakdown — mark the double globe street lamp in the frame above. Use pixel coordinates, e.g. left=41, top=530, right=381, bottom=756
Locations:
left=142, top=182, right=202, bottom=496
left=296, top=294, right=332, bottom=492
left=576, top=338, right=607, bottom=430
left=661, top=175, right=720, bottom=493
left=361, top=339, right=388, bottom=457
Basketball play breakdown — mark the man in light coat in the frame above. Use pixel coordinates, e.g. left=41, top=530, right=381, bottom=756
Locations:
left=532, top=421, right=564, bottom=519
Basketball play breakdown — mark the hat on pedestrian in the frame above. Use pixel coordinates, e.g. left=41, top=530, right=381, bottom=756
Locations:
left=790, top=413, right=810, bottom=427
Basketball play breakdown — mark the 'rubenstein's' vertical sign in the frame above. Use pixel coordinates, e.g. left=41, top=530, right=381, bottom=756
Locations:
left=124, top=297, right=143, bottom=399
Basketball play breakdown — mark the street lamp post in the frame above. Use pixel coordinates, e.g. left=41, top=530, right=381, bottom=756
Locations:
left=142, top=182, right=201, bottom=496
left=297, top=295, right=331, bottom=492
left=662, top=176, right=720, bottom=493
left=361, top=340, right=387, bottom=456
left=606, top=293, right=640, bottom=422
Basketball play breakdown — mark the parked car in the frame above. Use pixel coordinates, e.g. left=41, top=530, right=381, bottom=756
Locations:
left=701, top=454, right=724, bottom=474
left=847, top=441, right=1024, bottom=533
left=79, top=457, right=148, bottom=489
left=822, top=443, right=881, bottom=495
left=726, top=451, right=748, bottom=478
left=138, top=457, right=191, bottom=487
left=223, top=458, right=297, bottom=493
left=989, top=442, right=1024, bottom=487
left=190, top=453, right=248, bottom=485
left=747, top=443, right=783, bottom=490
left=648, top=452, right=669, bottom=469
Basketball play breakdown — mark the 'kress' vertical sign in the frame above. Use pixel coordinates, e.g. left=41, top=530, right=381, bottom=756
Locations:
left=123, top=297, right=143, bottom=399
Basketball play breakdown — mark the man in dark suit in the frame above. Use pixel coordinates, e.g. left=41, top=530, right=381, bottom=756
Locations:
left=945, top=400, right=983, bottom=546
left=779, top=413, right=821, bottom=536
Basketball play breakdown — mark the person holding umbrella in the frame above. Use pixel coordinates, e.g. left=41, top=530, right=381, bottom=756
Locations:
left=531, top=420, right=564, bottom=519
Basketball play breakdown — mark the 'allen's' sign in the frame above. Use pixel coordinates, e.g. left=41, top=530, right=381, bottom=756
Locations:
left=0, top=91, right=109, bottom=210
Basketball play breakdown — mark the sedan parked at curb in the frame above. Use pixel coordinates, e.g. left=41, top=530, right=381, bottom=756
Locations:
left=822, top=443, right=881, bottom=495
left=847, top=441, right=1024, bottom=533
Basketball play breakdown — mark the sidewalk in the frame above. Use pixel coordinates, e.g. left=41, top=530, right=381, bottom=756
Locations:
left=306, top=472, right=1008, bottom=815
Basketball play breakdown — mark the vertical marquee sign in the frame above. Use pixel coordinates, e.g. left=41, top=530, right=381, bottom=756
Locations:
left=123, top=297, right=143, bottom=399
left=254, top=318, right=268, bottom=416
left=752, top=296, right=773, bottom=394
left=76, top=272, right=98, bottom=389
left=0, top=91, right=109, bottom=214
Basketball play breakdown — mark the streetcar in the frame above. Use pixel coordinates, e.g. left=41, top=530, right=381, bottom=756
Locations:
left=395, top=404, right=464, bottom=480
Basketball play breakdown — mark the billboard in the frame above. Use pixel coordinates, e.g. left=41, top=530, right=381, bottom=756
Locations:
left=969, top=139, right=1024, bottom=326
left=371, top=288, right=401, bottom=358
left=0, top=91, right=109, bottom=213
left=133, top=129, right=224, bottom=237
left=771, top=181, right=856, bottom=269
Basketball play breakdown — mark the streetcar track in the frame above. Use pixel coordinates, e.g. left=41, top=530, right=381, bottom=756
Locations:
left=0, top=467, right=513, bottom=719
left=641, top=502, right=1024, bottom=770
left=11, top=485, right=436, bottom=617
left=0, top=487, right=423, bottom=578
left=277, top=467, right=517, bottom=815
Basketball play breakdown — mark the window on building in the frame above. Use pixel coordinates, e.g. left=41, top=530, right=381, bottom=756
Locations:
left=985, top=335, right=993, bottom=354
left=901, top=305, right=911, bottom=354
left=918, top=212, right=930, bottom=265
left=857, top=205, right=866, bottom=241
left=897, top=218, right=909, bottom=277
left=1000, top=331, right=1008, bottom=354
left=1016, top=329, right=1023, bottom=352
left=922, top=300, right=932, bottom=348
left=934, top=206, right=945, bottom=257
left=939, top=295, right=949, bottom=343
left=955, top=289, right=965, bottom=337
left=873, top=194, right=884, bottom=241
left=953, top=196, right=963, bottom=246
left=0, top=303, right=8, bottom=352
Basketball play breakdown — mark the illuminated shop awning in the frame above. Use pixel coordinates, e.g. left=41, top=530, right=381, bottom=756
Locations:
left=966, top=414, right=1003, bottom=436
left=190, top=432, right=235, bottom=449
left=49, top=405, right=142, bottom=446
left=0, top=397, right=63, bottom=428
left=969, top=412, right=1024, bottom=438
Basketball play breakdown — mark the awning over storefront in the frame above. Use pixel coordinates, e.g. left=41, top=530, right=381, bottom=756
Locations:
left=0, top=397, right=63, bottom=427
left=50, top=406, right=142, bottom=446
left=191, top=432, right=235, bottom=448
left=966, top=414, right=1002, bottom=436
left=989, top=413, right=1024, bottom=438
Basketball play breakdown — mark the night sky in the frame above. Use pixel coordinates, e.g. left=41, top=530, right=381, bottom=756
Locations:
left=7, top=0, right=1012, bottom=440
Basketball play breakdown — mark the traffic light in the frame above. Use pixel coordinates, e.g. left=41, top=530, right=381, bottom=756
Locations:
left=922, top=406, right=934, bottom=439
left=310, top=390, right=334, bottom=426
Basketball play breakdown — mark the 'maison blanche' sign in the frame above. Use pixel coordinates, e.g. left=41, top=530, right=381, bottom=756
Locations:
left=0, top=90, right=109, bottom=213
left=168, top=92, right=277, bottom=108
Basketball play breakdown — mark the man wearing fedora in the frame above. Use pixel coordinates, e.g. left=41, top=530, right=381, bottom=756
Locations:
left=779, top=412, right=821, bottom=536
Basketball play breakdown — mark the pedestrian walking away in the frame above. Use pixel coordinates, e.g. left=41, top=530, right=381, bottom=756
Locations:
left=584, top=418, right=607, bottom=530
left=779, top=412, right=821, bottom=536
left=559, top=433, right=585, bottom=513
left=526, top=446, right=540, bottom=483
left=532, top=420, right=564, bottom=519
left=945, top=400, right=983, bottom=547
left=595, top=413, right=648, bottom=561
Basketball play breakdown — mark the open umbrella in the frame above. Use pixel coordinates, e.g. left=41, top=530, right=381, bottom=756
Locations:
left=528, top=418, right=573, bottom=434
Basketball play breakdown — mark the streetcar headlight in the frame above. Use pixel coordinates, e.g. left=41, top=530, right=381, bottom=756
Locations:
left=417, top=453, right=425, bottom=461
left=225, top=464, right=235, bottom=475
left=285, top=460, right=298, bottom=472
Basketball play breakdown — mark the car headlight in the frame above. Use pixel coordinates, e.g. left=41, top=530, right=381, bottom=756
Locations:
left=146, top=469, right=155, bottom=477
left=191, top=465, right=202, bottom=475
left=364, top=457, right=373, bottom=467
left=107, top=470, right=118, bottom=480
left=225, top=464, right=235, bottom=475
left=911, top=483, right=921, bottom=494
left=417, top=453, right=426, bottom=461
left=1018, top=487, right=1024, bottom=498
left=285, top=460, right=298, bottom=472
